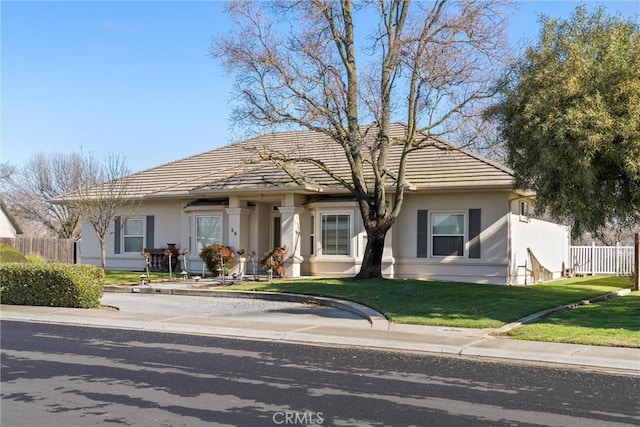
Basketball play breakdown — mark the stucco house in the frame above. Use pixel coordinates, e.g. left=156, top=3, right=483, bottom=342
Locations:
left=0, top=199, right=23, bottom=238
left=78, top=124, right=569, bottom=285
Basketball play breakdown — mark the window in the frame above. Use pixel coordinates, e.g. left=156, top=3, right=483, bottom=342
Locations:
left=309, top=215, right=315, bottom=255
left=432, top=213, right=464, bottom=256
left=519, top=201, right=530, bottom=222
left=322, top=214, right=350, bottom=255
left=123, top=218, right=144, bottom=253
left=196, top=215, right=221, bottom=253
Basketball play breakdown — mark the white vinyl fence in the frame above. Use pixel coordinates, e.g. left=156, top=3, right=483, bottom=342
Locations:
left=570, top=243, right=635, bottom=276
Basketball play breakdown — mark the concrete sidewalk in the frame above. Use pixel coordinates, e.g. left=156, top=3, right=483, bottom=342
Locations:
left=1, top=284, right=638, bottom=374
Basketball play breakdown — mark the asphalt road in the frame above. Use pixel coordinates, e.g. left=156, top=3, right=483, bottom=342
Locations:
left=2, top=321, right=639, bottom=427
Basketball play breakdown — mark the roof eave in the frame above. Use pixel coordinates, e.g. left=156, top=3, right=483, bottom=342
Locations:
left=411, top=183, right=516, bottom=193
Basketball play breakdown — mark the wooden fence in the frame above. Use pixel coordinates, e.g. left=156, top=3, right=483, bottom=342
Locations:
left=570, top=243, right=635, bottom=276
left=0, top=237, right=76, bottom=264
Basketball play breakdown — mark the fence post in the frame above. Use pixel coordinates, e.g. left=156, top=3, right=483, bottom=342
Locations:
left=634, top=233, right=639, bottom=292
left=591, top=242, right=596, bottom=276
left=615, top=242, right=619, bottom=277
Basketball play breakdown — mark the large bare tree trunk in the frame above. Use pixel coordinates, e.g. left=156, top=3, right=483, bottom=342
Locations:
left=356, top=229, right=387, bottom=279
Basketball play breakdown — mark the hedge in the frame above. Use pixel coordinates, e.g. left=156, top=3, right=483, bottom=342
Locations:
left=0, top=263, right=105, bottom=308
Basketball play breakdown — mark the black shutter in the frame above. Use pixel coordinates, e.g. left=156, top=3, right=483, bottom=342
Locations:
left=114, top=216, right=121, bottom=254
left=469, top=209, right=481, bottom=259
left=417, top=210, right=428, bottom=258
left=146, top=215, right=155, bottom=249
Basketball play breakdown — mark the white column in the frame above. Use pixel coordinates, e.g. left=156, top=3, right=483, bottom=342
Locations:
left=278, top=206, right=304, bottom=278
left=226, top=207, right=251, bottom=276
left=382, top=225, right=395, bottom=278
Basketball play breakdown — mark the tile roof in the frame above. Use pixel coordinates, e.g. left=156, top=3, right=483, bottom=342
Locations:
left=90, top=124, right=515, bottom=200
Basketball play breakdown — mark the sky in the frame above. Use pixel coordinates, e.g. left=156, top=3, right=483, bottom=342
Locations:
left=2, top=1, right=639, bottom=174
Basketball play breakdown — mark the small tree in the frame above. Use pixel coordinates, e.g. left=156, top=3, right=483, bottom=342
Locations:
left=199, top=244, right=237, bottom=277
left=260, top=247, right=288, bottom=279
left=0, top=162, right=15, bottom=182
left=179, top=248, right=190, bottom=273
left=0, top=152, right=91, bottom=239
left=61, top=151, right=140, bottom=270
left=248, top=250, right=258, bottom=280
left=140, top=251, right=151, bottom=280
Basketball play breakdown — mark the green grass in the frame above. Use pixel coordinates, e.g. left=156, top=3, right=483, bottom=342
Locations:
left=104, top=270, right=174, bottom=285
left=103, top=271, right=638, bottom=346
left=227, top=275, right=634, bottom=329
left=506, top=291, right=640, bottom=347
left=0, top=244, right=27, bottom=263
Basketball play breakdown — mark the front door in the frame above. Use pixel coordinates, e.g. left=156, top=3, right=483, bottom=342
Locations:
left=272, top=216, right=281, bottom=249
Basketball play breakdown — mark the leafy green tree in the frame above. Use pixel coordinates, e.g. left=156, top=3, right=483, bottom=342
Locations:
left=490, top=5, right=640, bottom=237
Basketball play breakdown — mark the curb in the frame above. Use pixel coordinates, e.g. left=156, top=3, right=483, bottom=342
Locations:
left=3, top=306, right=638, bottom=373
left=103, top=285, right=390, bottom=330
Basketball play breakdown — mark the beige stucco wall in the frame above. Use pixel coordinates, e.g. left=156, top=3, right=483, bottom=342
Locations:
left=79, top=191, right=568, bottom=285
left=392, top=191, right=511, bottom=284
left=80, top=201, right=188, bottom=271
left=302, top=200, right=395, bottom=278
left=79, top=192, right=512, bottom=283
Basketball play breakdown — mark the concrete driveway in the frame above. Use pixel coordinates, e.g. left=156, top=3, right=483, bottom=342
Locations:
left=101, top=293, right=372, bottom=328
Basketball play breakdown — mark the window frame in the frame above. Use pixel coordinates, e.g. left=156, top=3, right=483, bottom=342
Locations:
left=194, top=214, right=223, bottom=253
left=319, top=212, right=352, bottom=257
left=122, top=217, right=145, bottom=254
left=430, top=212, right=466, bottom=258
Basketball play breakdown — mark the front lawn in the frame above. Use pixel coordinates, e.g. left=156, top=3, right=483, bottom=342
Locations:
left=228, top=276, right=634, bottom=329
left=103, top=272, right=639, bottom=346
left=506, top=291, right=640, bottom=348
left=104, top=270, right=174, bottom=285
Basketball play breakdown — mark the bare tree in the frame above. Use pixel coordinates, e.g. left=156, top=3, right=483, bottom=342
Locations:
left=214, top=0, right=513, bottom=278
left=574, top=222, right=640, bottom=247
left=0, top=153, right=89, bottom=239
left=62, top=152, right=141, bottom=270
left=0, top=162, right=15, bottom=182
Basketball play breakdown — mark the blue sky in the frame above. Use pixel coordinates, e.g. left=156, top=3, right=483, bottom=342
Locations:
left=2, top=1, right=638, bottom=173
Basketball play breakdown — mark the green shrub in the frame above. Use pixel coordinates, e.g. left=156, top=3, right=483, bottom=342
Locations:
left=199, top=244, right=236, bottom=276
left=26, top=254, right=47, bottom=264
left=0, top=244, right=27, bottom=264
left=0, top=263, right=105, bottom=308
